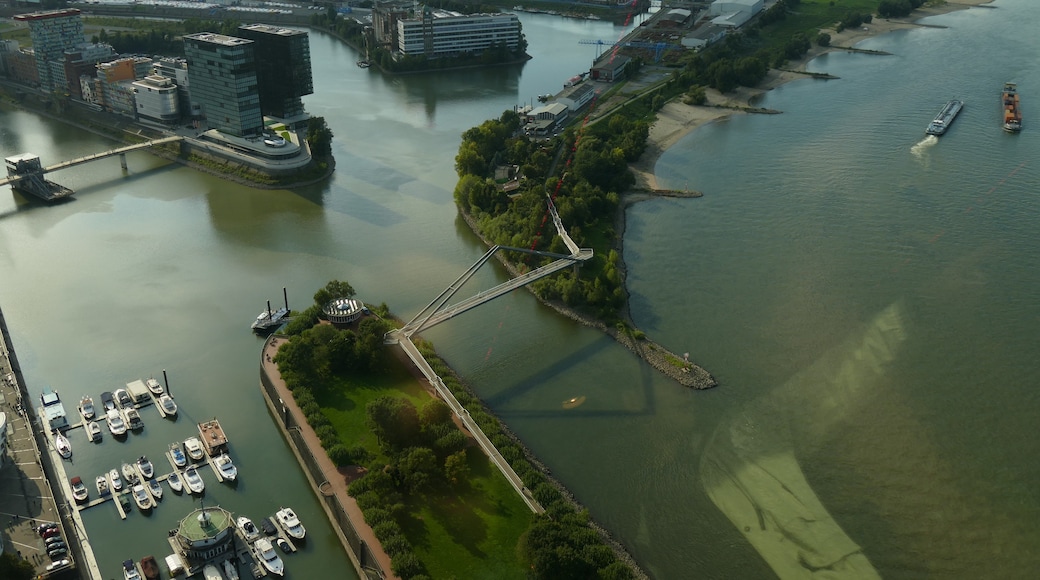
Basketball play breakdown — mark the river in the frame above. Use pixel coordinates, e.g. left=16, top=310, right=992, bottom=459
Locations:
left=1, top=2, right=1038, bottom=578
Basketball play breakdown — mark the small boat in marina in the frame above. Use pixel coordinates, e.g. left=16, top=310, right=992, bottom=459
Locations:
left=184, top=465, right=205, bottom=494
left=107, top=409, right=127, bottom=436
left=202, top=564, right=222, bottom=580
left=146, top=478, right=163, bottom=501
left=215, top=453, right=237, bottom=482
left=254, top=537, right=284, bottom=577
left=114, top=388, right=133, bottom=409
left=170, top=443, right=187, bottom=468
left=167, top=471, right=183, bottom=493
left=158, top=394, right=177, bottom=416
left=70, top=476, right=88, bottom=502
left=223, top=559, right=240, bottom=580
left=79, top=396, right=95, bottom=420
left=125, top=408, right=144, bottom=431
left=96, top=475, right=110, bottom=496
left=260, top=518, right=278, bottom=537
left=137, top=456, right=154, bottom=480
left=86, top=420, right=102, bottom=442
left=123, top=559, right=142, bottom=580
left=100, top=391, right=115, bottom=411
left=184, top=437, right=204, bottom=461
left=54, top=431, right=72, bottom=459
left=275, top=538, right=293, bottom=553
left=275, top=507, right=306, bottom=540
left=237, top=516, right=261, bottom=541
left=122, top=462, right=139, bottom=485
left=139, top=555, right=160, bottom=580
left=109, top=468, right=123, bottom=492
left=131, top=484, right=152, bottom=511
left=145, top=378, right=164, bottom=396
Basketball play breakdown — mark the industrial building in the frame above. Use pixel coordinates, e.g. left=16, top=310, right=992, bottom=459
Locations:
left=183, top=33, right=263, bottom=137
left=709, top=0, right=764, bottom=28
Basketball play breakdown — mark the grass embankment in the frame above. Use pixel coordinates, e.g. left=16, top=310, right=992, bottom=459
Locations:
left=311, top=347, right=532, bottom=578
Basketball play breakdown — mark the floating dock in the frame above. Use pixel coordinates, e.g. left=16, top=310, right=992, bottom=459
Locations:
left=198, top=418, right=229, bottom=456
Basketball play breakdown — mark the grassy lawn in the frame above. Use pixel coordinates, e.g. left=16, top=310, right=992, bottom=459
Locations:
left=400, top=448, right=532, bottom=579
left=311, top=356, right=532, bottom=577
left=759, top=0, right=883, bottom=52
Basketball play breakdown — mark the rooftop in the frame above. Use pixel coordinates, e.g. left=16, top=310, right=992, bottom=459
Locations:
left=184, top=33, right=253, bottom=47
left=178, top=507, right=233, bottom=542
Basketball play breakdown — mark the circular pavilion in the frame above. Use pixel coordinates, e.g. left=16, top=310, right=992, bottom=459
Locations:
left=323, top=297, right=367, bottom=325
left=174, top=506, right=234, bottom=563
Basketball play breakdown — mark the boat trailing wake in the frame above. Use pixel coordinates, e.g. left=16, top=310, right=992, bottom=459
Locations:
left=911, top=135, right=938, bottom=158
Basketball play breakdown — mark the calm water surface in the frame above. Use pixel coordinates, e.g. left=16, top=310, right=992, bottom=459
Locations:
left=2, top=3, right=1039, bottom=578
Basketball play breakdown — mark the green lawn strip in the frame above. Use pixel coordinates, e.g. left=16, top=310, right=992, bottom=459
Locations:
left=756, top=0, right=882, bottom=52
left=400, top=448, right=532, bottom=579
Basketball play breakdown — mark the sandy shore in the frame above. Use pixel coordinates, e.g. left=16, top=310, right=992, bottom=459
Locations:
left=630, top=0, right=994, bottom=189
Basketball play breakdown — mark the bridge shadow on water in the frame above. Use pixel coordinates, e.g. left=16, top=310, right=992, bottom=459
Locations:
left=485, top=334, right=658, bottom=420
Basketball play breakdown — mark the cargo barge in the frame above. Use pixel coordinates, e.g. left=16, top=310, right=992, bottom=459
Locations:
left=1002, top=83, right=1021, bottom=133
left=925, top=100, right=963, bottom=136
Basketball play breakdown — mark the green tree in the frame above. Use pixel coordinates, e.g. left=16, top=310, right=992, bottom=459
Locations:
left=395, top=446, right=439, bottom=492
left=366, top=395, right=421, bottom=449
left=306, top=116, right=334, bottom=158
left=313, top=279, right=356, bottom=308
left=0, top=552, right=35, bottom=580
left=444, top=450, right=470, bottom=486
left=817, top=32, right=831, bottom=47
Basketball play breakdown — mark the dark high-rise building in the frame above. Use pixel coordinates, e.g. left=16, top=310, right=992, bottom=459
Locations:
left=237, top=24, right=312, bottom=120
left=183, top=33, right=262, bottom=137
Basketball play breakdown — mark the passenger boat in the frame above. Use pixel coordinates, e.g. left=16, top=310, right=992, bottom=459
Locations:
left=78, top=396, right=96, bottom=420
left=108, top=468, right=123, bottom=492
left=131, top=484, right=152, bottom=511
left=100, top=391, right=115, bottom=411
left=252, top=290, right=291, bottom=333
left=275, top=507, right=306, bottom=540
left=223, top=559, right=241, bottom=580
left=237, top=516, right=261, bottom=541
left=167, top=471, right=183, bottom=493
left=70, top=476, right=88, bottom=502
left=215, top=453, right=238, bottom=482
left=158, top=394, right=177, bottom=416
left=86, top=420, right=102, bottom=442
left=925, top=99, right=964, bottom=136
left=122, top=462, right=139, bottom=485
left=184, top=437, right=204, bottom=461
left=254, top=537, right=285, bottom=576
left=1002, top=82, right=1022, bottom=132
left=145, top=378, right=164, bottom=396
left=54, top=431, right=72, bottom=459
left=96, top=475, right=110, bottom=496
left=137, top=456, right=155, bottom=480
left=125, top=408, right=144, bottom=430
left=184, top=465, right=205, bottom=494
left=139, top=556, right=160, bottom=580
left=202, top=564, right=222, bottom=580
left=170, top=443, right=187, bottom=468
left=123, top=559, right=143, bottom=580
left=146, top=478, right=163, bottom=501
left=107, top=409, right=127, bottom=436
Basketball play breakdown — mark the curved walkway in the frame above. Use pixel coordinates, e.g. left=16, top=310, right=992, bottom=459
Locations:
left=261, top=336, right=397, bottom=580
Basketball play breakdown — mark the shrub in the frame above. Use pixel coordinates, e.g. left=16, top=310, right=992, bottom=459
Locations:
left=305, top=410, right=330, bottom=429
left=362, top=507, right=393, bottom=528
left=817, top=32, right=831, bottom=47
left=381, top=533, right=411, bottom=557
left=326, top=444, right=352, bottom=466
left=372, top=520, right=403, bottom=542
left=300, top=401, right=321, bottom=417
left=391, top=551, right=426, bottom=579
left=315, top=425, right=339, bottom=445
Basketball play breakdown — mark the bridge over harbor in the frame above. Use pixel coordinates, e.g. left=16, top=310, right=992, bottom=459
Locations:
left=1, top=136, right=183, bottom=201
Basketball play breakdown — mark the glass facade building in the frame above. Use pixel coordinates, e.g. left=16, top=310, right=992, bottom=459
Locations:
left=236, top=24, right=313, bottom=120
left=183, top=33, right=262, bottom=137
left=396, top=10, right=520, bottom=58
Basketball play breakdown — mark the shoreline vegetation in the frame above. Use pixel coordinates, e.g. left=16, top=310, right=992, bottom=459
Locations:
left=454, top=0, right=993, bottom=392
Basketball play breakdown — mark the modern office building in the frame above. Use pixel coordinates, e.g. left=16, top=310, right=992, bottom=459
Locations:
left=62, top=43, right=116, bottom=100
left=14, top=9, right=85, bottom=92
left=151, top=57, right=197, bottom=118
left=133, top=75, right=180, bottom=125
left=396, top=9, right=520, bottom=58
left=183, top=33, right=262, bottom=137
left=236, top=24, right=312, bottom=120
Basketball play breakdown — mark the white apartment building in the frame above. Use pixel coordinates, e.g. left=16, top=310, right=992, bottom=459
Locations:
left=396, top=9, right=520, bottom=58
left=133, top=75, right=180, bottom=125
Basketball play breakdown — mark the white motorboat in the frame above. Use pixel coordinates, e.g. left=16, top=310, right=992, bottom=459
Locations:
left=96, top=475, right=110, bottom=496
left=158, top=394, right=177, bottom=416
left=86, top=420, right=102, bottom=442
left=131, top=484, right=152, bottom=511
left=108, top=468, right=123, bottom=492
left=223, top=559, right=240, bottom=580
left=137, top=456, right=155, bottom=480
left=54, top=431, right=72, bottom=459
left=122, top=462, right=139, bottom=485
left=78, top=395, right=96, bottom=420
left=275, top=507, right=306, bottom=540
left=184, top=437, right=204, bottom=461
left=70, top=476, right=88, bottom=502
left=215, top=453, right=237, bottom=482
left=184, top=466, right=205, bottom=494
left=145, top=378, right=164, bottom=395
left=254, top=538, right=284, bottom=577
left=167, top=471, right=183, bottom=493
left=146, top=478, right=163, bottom=501
left=125, top=407, right=144, bottom=430
left=237, top=516, right=261, bottom=542
left=123, top=559, right=142, bottom=580
left=170, top=443, right=187, bottom=469
left=202, top=564, right=222, bottom=580
left=114, top=388, right=132, bottom=409
left=107, top=409, right=127, bottom=436
left=275, top=538, right=293, bottom=553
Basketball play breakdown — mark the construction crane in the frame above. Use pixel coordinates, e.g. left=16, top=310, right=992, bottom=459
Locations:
left=579, top=39, right=683, bottom=63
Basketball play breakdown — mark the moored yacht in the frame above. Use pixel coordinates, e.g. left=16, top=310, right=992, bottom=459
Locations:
left=100, top=391, right=115, bottom=411
left=158, top=394, right=177, bottom=416
left=275, top=507, right=306, bottom=540
left=131, top=484, right=152, bottom=511
left=70, top=476, right=88, bottom=502
left=137, top=456, right=154, bottom=480
left=237, top=516, right=261, bottom=542
left=202, top=564, right=222, bottom=580
left=254, top=537, right=284, bottom=576
left=184, top=437, right=204, bottom=461
left=96, top=475, right=110, bottom=496
left=125, top=407, right=144, bottom=430
left=54, top=431, right=72, bottom=459
left=107, top=409, right=127, bottom=436
left=223, top=558, right=240, bottom=580
left=86, top=420, right=102, bottom=442
left=122, top=462, right=139, bottom=485
left=167, top=471, right=183, bottom=493
left=146, top=378, right=164, bottom=395
left=170, top=443, right=187, bottom=468
left=78, top=396, right=95, bottom=420
left=147, top=478, right=163, bottom=501
left=184, top=465, right=205, bottom=494
left=215, top=453, right=237, bottom=482
left=109, top=468, right=123, bottom=492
